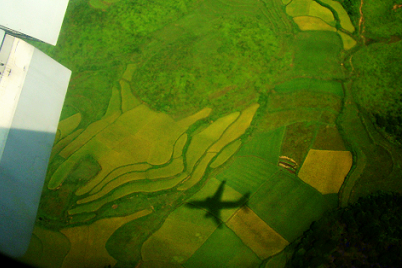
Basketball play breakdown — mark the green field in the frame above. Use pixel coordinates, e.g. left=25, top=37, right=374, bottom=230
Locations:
left=183, top=225, right=261, bottom=268
left=248, top=169, right=335, bottom=242
left=18, top=0, right=402, bottom=267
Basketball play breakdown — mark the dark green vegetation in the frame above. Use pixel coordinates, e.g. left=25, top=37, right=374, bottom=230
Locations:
left=336, top=0, right=402, bottom=144
left=361, top=0, right=402, bottom=40
left=351, top=41, right=402, bottom=143
left=287, top=191, right=402, bottom=268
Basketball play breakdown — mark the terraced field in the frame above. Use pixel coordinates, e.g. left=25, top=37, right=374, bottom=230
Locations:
left=17, top=0, right=402, bottom=267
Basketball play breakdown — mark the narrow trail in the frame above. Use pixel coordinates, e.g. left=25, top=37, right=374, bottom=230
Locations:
left=358, top=0, right=366, bottom=44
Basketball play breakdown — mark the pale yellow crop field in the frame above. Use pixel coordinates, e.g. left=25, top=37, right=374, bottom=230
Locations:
left=178, top=152, right=216, bottom=191
left=227, top=206, right=289, bottom=259
left=320, top=0, right=355, bottom=32
left=57, top=113, right=82, bottom=141
left=298, top=149, right=353, bottom=194
left=293, top=16, right=337, bottom=32
left=308, top=1, right=335, bottom=26
left=186, top=112, right=240, bottom=172
left=210, top=140, right=242, bottom=169
left=338, top=31, right=357, bottom=50
left=173, top=133, right=188, bottom=159
left=209, top=103, right=259, bottom=153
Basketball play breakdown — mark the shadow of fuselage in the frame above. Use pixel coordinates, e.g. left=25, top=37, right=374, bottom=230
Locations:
left=185, top=180, right=250, bottom=228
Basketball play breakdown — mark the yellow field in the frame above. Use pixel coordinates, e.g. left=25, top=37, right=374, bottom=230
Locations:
left=77, top=171, right=145, bottom=204
left=57, top=113, right=82, bottom=141
left=114, top=104, right=158, bottom=134
left=121, top=63, right=137, bottom=81
left=50, top=129, right=83, bottom=161
left=50, top=138, right=113, bottom=190
left=69, top=173, right=190, bottom=215
left=227, top=206, right=289, bottom=259
left=282, top=0, right=292, bottom=5
left=94, top=122, right=133, bottom=150
left=308, top=1, right=335, bottom=26
left=135, top=112, right=184, bottom=165
left=298, top=149, right=353, bottom=194
left=61, top=209, right=152, bottom=268
left=286, top=0, right=312, bottom=17
left=208, top=103, right=259, bottom=153
left=173, top=134, right=188, bottom=159
left=338, top=31, right=357, bottom=50
left=141, top=204, right=217, bottom=264
left=59, top=116, right=118, bottom=159
left=147, top=157, right=185, bottom=180
left=112, top=134, right=152, bottom=163
left=19, top=226, right=70, bottom=268
left=178, top=152, right=216, bottom=191
left=293, top=16, right=336, bottom=32
left=120, top=80, right=140, bottom=112
left=86, top=163, right=151, bottom=195
left=210, top=140, right=242, bottom=168
left=320, top=0, right=355, bottom=32
left=177, top=107, right=212, bottom=129
left=186, top=112, right=240, bottom=172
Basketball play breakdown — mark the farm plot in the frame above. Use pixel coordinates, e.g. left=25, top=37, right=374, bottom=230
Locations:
left=61, top=209, right=152, bottom=268
left=216, top=157, right=279, bottom=196
left=286, top=0, right=312, bottom=17
left=210, top=140, right=241, bottom=168
left=248, top=169, right=333, bottom=242
left=292, top=31, right=344, bottom=79
left=280, top=121, right=319, bottom=170
left=312, top=124, right=347, bottom=151
left=268, top=88, right=343, bottom=113
left=297, top=149, right=353, bottom=194
left=56, top=113, right=82, bottom=142
left=308, top=1, right=336, bottom=26
left=186, top=177, right=244, bottom=222
left=226, top=206, right=289, bottom=259
left=237, top=127, right=285, bottom=165
left=19, top=226, right=70, bottom=268
left=183, top=225, right=261, bottom=268
left=141, top=204, right=218, bottom=264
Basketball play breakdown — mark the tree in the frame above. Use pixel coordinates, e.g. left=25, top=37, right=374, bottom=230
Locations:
left=287, top=191, right=402, bottom=268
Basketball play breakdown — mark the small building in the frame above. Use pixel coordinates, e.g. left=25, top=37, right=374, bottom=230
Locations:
left=0, top=28, right=71, bottom=257
left=0, top=0, right=70, bottom=45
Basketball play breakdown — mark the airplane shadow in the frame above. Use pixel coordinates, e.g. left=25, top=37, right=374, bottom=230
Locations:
left=185, top=180, right=251, bottom=228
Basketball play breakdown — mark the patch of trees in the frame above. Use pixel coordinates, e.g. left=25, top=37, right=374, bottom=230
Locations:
left=286, top=191, right=402, bottom=268
left=351, top=40, right=402, bottom=145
